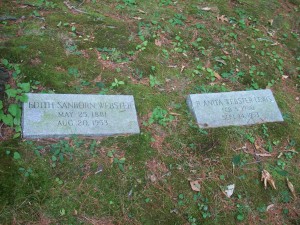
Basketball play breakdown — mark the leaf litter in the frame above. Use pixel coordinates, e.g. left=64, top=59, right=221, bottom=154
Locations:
left=261, top=169, right=276, bottom=190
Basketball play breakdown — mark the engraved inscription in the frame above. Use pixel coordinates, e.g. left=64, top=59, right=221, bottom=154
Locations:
left=194, top=95, right=276, bottom=123
left=26, top=101, right=132, bottom=128
left=56, top=110, right=109, bottom=127
left=187, top=90, right=283, bottom=128
left=22, top=94, right=140, bottom=138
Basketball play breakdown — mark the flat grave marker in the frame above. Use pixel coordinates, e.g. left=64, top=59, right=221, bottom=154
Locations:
left=187, top=89, right=284, bottom=128
left=22, top=94, right=140, bottom=138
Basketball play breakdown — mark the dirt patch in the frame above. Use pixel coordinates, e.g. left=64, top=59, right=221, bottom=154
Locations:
left=30, top=57, right=42, bottom=66
left=164, top=76, right=191, bottom=93
left=128, top=74, right=149, bottom=86
left=95, top=49, right=129, bottom=70
left=146, top=158, right=169, bottom=182
left=150, top=133, right=166, bottom=152
left=78, top=216, right=114, bottom=225
left=266, top=202, right=300, bottom=224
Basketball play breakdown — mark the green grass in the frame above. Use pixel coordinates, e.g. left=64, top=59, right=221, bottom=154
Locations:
left=1, top=0, right=300, bottom=224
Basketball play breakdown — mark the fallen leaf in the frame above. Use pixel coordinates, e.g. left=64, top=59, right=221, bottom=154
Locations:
left=155, top=39, right=162, bottom=47
left=205, top=60, right=211, bottom=68
left=222, top=50, right=229, bottom=55
left=254, top=139, right=262, bottom=151
left=201, top=7, right=211, bottom=11
left=224, top=184, right=235, bottom=197
left=190, top=180, right=201, bottom=192
left=217, top=15, right=228, bottom=23
left=180, top=65, right=185, bottom=73
left=214, top=72, right=222, bottom=80
left=137, top=9, right=146, bottom=14
left=261, top=169, right=276, bottom=190
left=286, top=178, right=297, bottom=199
left=266, top=204, right=274, bottom=211
left=268, top=19, right=274, bottom=26
left=215, top=59, right=227, bottom=65
left=150, top=174, right=157, bottom=182
left=73, top=209, right=78, bottom=216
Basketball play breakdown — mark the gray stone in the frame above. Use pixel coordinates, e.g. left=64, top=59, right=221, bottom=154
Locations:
left=187, top=90, right=284, bottom=128
left=22, top=93, right=140, bottom=138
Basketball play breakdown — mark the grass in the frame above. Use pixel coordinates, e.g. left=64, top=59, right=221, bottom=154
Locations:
left=1, top=0, right=300, bottom=224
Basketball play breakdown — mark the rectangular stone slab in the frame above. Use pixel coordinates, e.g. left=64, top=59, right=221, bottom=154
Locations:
left=22, top=94, right=140, bottom=138
left=187, top=90, right=284, bottom=128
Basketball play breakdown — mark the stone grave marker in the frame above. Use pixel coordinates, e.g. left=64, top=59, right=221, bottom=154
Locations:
left=22, top=93, right=140, bottom=138
left=187, top=89, right=283, bottom=128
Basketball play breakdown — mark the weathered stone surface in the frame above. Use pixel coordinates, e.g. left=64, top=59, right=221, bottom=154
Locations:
left=187, top=90, right=284, bottom=128
left=22, top=94, right=140, bottom=138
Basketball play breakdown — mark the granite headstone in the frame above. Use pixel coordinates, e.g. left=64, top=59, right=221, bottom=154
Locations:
left=187, top=90, right=283, bottom=128
left=22, top=93, right=140, bottom=138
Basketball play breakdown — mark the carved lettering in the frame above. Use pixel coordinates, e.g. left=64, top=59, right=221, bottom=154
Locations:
left=29, top=101, right=55, bottom=109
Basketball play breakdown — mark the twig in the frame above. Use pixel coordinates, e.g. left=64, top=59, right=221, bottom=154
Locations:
left=253, top=143, right=263, bottom=171
left=32, top=16, right=45, bottom=21
left=21, top=3, right=37, bottom=7
left=78, top=0, right=85, bottom=7
left=0, top=123, right=3, bottom=138
left=255, top=153, right=272, bottom=157
left=0, top=16, right=17, bottom=22
left=169, top=112, right=181, bottom=116
left=63, top=1, right=88, bottom=14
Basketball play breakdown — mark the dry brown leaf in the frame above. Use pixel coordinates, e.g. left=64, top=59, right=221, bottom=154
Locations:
left=137, top=9, right=146, bottom=14
left=155, top=39, right=162, bottom=47
left=217, top=15, right=228, bottom=23
left=268, top=19, right=274, bottom=26
left=133, top=16, right=142, bottom=20
left=190, top=180, right=201, bottom=192
left=150, top=174, right=157, bottom=182
left=205, top=60, right=211, bottom=68
left=254, top=139, right=262, bottom=151
left=271, top=42, right=279, bottom=46
left=286, top=178, right=297, bottom=199
left=214, top=72, right=222, bottom=80
left=266, top=204, right=274, bottom=211
left=222, top=50, right=229, bottom=55
left=261, top=169, right=276, bottom=190
left=180, top=65, right=185, bottom=73
left=73, top=209, right=78, bottom=216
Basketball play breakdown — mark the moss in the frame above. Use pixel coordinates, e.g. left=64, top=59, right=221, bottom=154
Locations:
left=1, top=0, right=300, bottom=223
left=0, top=146, right=20, bottom=206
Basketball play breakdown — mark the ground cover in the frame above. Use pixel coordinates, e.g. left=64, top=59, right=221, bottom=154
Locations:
left=0, top=0, right=300, bottom=224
